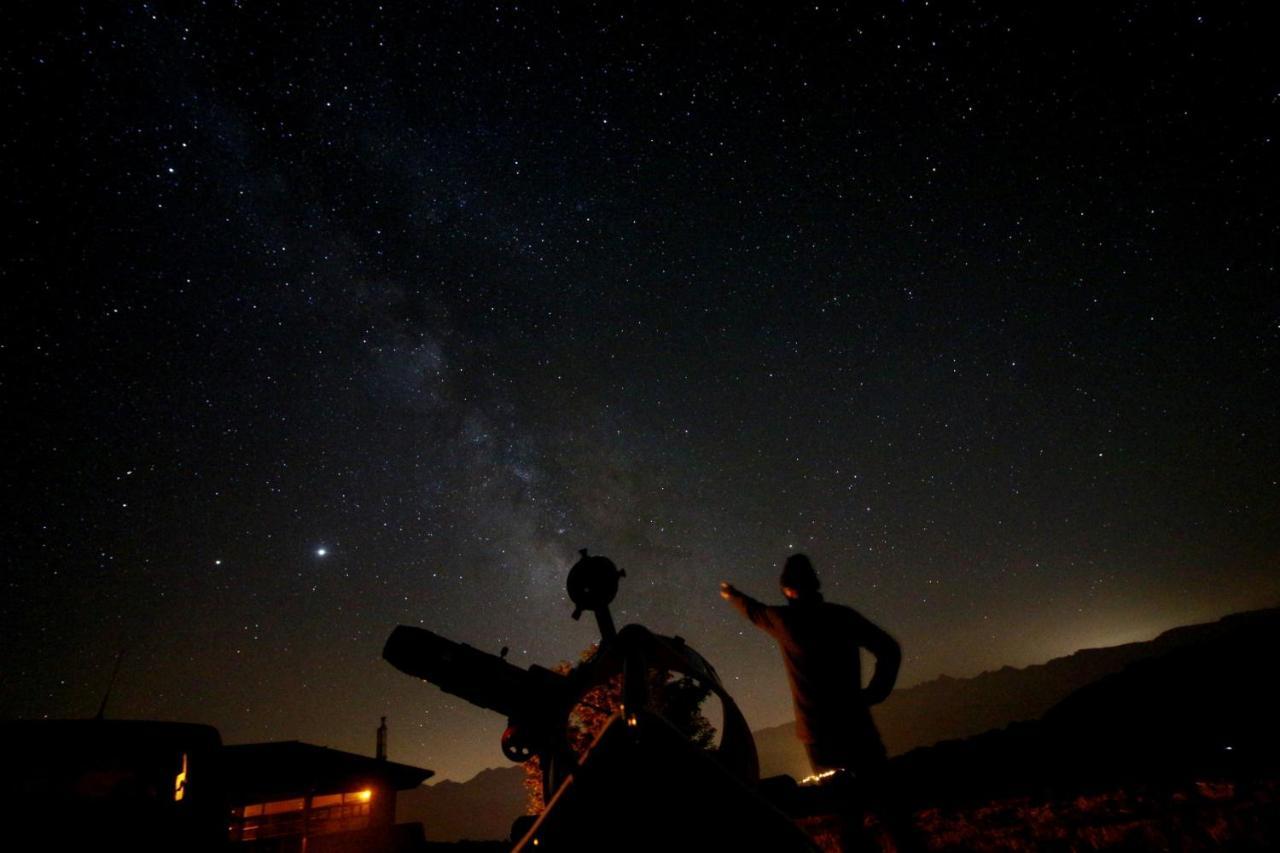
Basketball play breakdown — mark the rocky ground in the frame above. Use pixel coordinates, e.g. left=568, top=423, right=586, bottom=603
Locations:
left=799, top=775, right=1280, bottom=852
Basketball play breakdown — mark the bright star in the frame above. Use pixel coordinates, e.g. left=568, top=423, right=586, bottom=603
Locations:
left=316, top=547, right=328, bottom=557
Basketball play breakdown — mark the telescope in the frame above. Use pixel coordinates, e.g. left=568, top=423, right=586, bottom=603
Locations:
left=383, top=549, right=816, bottom=851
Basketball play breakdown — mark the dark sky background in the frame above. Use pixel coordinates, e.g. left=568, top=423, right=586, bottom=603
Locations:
left=3, top=2, right=1277, bottom=784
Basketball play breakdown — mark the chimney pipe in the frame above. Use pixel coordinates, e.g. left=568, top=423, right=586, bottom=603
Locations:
left=376, top=716, right=387, bottom=761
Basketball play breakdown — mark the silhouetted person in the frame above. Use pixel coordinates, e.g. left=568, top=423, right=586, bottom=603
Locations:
left=721, top=553, right=923, bottom=852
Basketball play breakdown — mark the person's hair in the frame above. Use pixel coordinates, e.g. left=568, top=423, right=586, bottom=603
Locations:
left=779, top=553, right=820, bottom=595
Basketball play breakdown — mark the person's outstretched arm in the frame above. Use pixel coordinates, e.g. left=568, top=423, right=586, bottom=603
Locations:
left=720, top=582, right=780, bottom=634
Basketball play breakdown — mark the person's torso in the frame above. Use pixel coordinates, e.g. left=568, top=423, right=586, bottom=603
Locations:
left=772, top=602, right=870, bottom=739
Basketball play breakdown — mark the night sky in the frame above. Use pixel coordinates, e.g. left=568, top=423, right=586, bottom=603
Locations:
left=4, top=2, right=1277, bottom=784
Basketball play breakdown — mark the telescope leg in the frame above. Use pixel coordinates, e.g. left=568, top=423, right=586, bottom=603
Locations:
left=621, top=650, right=648, bottom=725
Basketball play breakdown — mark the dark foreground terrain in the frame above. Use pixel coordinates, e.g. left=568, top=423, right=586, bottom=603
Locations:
left=793, top=776, right=1278, bottom=852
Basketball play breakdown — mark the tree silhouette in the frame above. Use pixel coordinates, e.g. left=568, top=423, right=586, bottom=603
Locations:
left=523, top=645, right=717, bottom=812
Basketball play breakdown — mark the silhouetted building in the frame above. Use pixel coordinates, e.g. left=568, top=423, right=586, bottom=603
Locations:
left=0, top=719, right=433, bottom=853
left=0, top=719, right=227, bottom=852
left=223, top=740, right=433, bottom=853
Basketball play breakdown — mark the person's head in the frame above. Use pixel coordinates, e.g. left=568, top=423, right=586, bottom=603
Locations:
left=780, top=553, right=820, bottom=600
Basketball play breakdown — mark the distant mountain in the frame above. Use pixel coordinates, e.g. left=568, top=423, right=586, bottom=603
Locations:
left=754, top=607, right=1280, bottom=778
left=754, top=718, right=814, bottom=780
left=892, top=606, right=1280, bottom=807
left=398, top=765, right=527, bottom=843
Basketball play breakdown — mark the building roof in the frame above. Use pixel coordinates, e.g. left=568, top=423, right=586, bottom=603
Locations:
left=221, top=741, right=433, bottom=802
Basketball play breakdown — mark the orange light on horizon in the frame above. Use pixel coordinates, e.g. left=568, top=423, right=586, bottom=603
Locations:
left=799, top=769, right=838, bottom=786
left=353, top=789, right=372, bottom=803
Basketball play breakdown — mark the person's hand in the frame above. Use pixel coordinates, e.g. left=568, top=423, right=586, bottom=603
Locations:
left=720, top=582, right=736, bottom=600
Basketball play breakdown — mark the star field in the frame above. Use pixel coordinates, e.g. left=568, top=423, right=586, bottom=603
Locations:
left=2, top=2, right=1277, bottom=783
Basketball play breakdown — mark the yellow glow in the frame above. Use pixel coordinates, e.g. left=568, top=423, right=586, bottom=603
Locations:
left=174, top=753, right=188, bottom=802
left=799, top=769, right=838, bottom=786
left=354, top=789, right=372, bottom=803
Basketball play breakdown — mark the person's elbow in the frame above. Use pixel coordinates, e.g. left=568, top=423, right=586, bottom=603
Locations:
left=882, top=636, right=902, bottom=670
left=868, top=631, right=901, bottom=669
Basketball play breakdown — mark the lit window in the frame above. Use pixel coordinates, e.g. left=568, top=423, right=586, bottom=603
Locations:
left=263, top=797, right=305, bottom=815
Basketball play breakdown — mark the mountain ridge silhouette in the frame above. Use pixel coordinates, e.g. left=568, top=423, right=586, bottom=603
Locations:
left=891, top=606, right=1280, bottom=807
